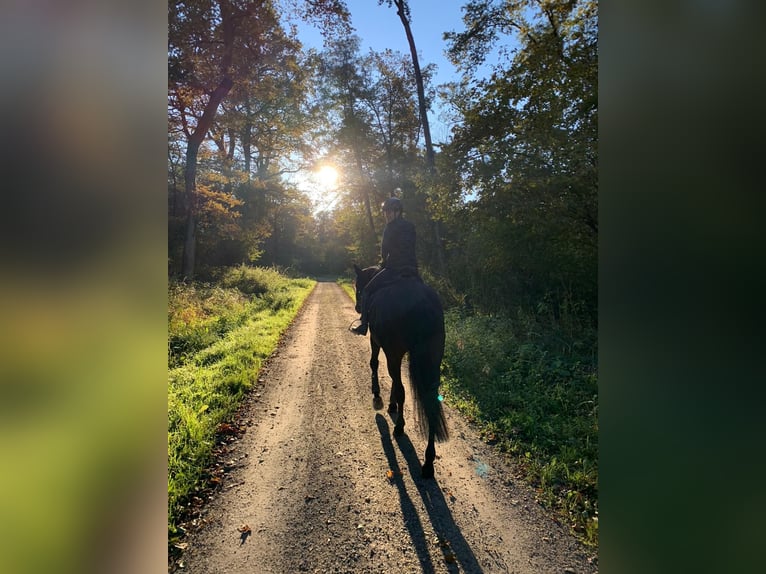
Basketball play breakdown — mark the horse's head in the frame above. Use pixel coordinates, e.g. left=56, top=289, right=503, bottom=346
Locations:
left=353, top=264, right=379, bottom=313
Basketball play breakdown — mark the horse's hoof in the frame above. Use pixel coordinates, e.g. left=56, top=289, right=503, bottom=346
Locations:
left=372, top=396, right=384, bottom=410
left=421, top=463, right=434, bottom=479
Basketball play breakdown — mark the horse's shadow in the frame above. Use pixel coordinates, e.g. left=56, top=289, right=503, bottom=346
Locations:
left=376, top=414, right=484, bottom=574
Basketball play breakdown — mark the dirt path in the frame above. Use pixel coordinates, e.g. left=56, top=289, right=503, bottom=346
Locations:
left=176, top=282, right=597, bottom=574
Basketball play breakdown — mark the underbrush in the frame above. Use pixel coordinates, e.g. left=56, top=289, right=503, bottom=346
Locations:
left=168, top=266, right=315, bottom=539
left=441, top=308, right=598, bottom=546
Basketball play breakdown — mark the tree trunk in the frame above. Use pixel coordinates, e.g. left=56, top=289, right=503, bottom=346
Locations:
left=181, top=138, right=201, bottom=279
left=353, top=145, right=377, bottom=238
left=393, top=0, right=435, bottom=173
left=346, top=103, right=377, bottom=238
left=180, top=76, right=234, bottom=279
left=180, top=0, right=238, bottom=279
left=243, top=102, right=252, bottom=176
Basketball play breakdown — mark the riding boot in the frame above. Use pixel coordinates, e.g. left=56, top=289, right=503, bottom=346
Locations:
left=351, top=293, right=369, bottom=335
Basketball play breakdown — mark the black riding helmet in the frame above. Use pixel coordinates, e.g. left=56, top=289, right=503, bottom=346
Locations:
left=381, top=196, right=403, bottom=213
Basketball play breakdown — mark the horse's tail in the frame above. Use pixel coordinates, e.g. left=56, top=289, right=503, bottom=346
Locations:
left=408, top=333, right=449, bottom=443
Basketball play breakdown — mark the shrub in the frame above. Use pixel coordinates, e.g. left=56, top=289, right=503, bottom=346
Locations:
left=218, top=265, right=289, bottom=295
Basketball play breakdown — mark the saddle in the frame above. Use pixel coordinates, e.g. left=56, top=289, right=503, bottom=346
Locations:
left=394, top=265, right=419, bottom=279
left=366, top=266, right=421, bottom=311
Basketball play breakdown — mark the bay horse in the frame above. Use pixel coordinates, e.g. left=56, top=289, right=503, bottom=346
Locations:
left=353, top=264, right=448, bottom=478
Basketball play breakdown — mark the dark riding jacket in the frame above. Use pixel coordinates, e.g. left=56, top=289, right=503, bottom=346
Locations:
left=357, top=215, right=419, bottom=327
left=380, top=216, right=417, bottom=272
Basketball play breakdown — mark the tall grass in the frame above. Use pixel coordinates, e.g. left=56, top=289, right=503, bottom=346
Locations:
left=168, top=266, right=310, bottom=368
left=441, top=306, right=598, bottom=546
left=168, top=266, right=315, bottom=538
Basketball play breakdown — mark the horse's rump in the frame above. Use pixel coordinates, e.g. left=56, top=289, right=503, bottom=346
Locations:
left=367, top=276, right=443, bottom=341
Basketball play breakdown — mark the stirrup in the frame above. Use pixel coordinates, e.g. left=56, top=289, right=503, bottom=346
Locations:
left=350, top=322, right=368, bottom=335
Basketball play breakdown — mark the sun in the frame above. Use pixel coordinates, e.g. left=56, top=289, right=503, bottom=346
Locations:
left=316, top=165, right=339, bottom=189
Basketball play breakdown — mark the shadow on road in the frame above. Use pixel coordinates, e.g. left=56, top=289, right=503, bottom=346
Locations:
left=376, top=414, right=484, bottom=573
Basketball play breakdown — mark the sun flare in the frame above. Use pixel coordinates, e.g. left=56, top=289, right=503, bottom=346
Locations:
left=316, top=165, right=339, bottom=188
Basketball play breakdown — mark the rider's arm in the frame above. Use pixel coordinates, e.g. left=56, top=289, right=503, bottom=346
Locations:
left=380, top=223, right=391, bottom=267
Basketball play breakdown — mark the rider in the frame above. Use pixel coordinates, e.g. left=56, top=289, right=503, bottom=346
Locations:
left=351, top=196, right=419, bottom=336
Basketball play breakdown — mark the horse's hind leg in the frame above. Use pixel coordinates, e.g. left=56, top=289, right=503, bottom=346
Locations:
left=386, top=354, right=405, bottom=435
left=421, top=431, right=436, bottom=479
left=370, top=341, right=383, bottom=410
left=387, top=393, right=397, bottom=414
left=386, top=353, right=401, bottom=414
left=387, top=382, right=398, bottom=414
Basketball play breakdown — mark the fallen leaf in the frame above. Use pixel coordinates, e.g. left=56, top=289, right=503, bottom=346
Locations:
left=386, top=470, right=395, bottom=479
left=216, top=423, right=237, bottom=435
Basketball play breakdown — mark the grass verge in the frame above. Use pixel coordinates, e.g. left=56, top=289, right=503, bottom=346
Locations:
left=337, top=276, right=355, bottom=301
left=168, top=266, right=315, bottom=540
left=441, top=308, right=598, bottom=546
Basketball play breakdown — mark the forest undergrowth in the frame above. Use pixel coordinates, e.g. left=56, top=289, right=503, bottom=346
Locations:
left=441, top=305, right=598, bottom=546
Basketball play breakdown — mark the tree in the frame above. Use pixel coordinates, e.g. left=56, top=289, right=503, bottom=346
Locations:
left=441, top=0, right=598, bottom=313
left=209, top=29, right=317, bottom=269
left=362, top=49, right=424, bottom=194
left=317, top=35, right=379, bottom=243
left=378, top=0, right=446, bottom=274
left=169, top=0, right=247, bottom=278
left=315, top=39, right=444, bottom=268
left=377, top=0, right=435, bottom=172
left=168, top=0, right=350, bottom=279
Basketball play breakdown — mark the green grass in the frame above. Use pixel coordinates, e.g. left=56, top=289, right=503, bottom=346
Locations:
left=337, top=276, right=355, bottom=301
left=168, top=266, right=310, bottom=369
left=441, top=308, right=598, bottom=546
left=168, top=266, right=315, bottom=538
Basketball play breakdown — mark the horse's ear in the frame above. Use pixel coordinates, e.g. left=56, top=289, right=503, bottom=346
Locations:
left=353, top=263, right=361, bottom=275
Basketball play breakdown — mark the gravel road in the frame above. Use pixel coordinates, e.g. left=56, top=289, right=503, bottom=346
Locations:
left=175, top=281, right=597, bottom=574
